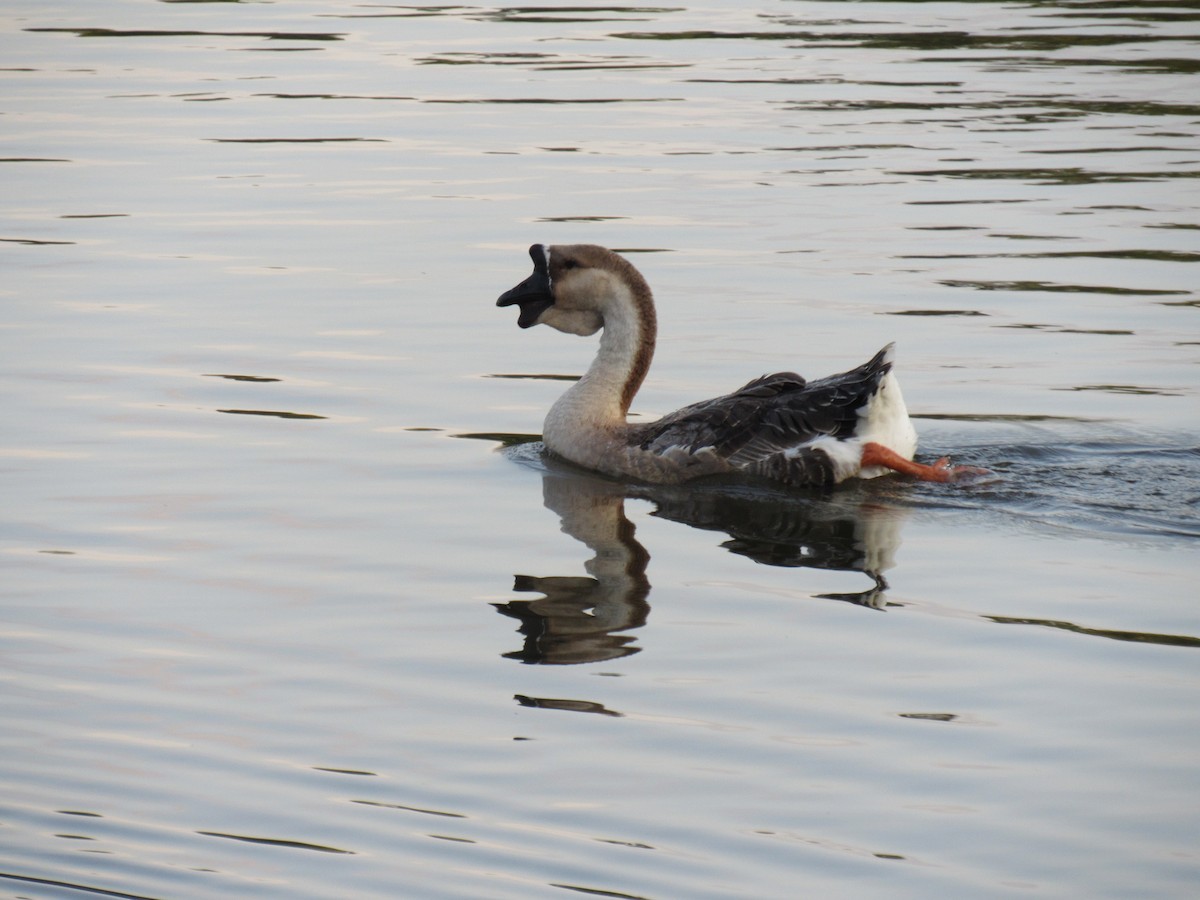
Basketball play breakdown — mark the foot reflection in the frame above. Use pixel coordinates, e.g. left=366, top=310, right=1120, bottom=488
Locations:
left=495, top=459, right=910, bottom=665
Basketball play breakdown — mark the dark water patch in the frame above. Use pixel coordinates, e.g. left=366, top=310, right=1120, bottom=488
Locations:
left=1053, top=384, right=1184, bottom=396
left=541, top=60, right=689, bottom=71
left=909, top=225, right=987, bottom=231
left=595, top=837, right=656, bottom=849
left=26, top=27, right=344, bottom=41
left=217, top=408, right=327, bottom=419
left=238, top=47, right=325, bottom=53
left=941, top=279, right=1189, bottom=296
left=551, top=883, right=650, bottom=900
left=904, top=250, right=1200, bottom=263
left=516, top=695, right=624, bottom=715
left=61, top=213, right=129, bottom=219
left=884, top=309, right=988, bottom=317
left=987, top=616, right=1200, bottom=649
left=58, top=810, right=103, bottom=817
left=474, top=6, right=682, bottom=24
left=318, top=6, right=460, bottom=19
left=313, top=766, right=377, bottom=776
left=778, top=99, right=1089, bottom=126
left=1027, top=145, right=1189, bottom=155
left=771, top=143, right=927, bottom=152
left=0, top=871, right=162, bottom=900
left=208, top=137, right=388, bottom=143
left=1, top=157, right=71, bottom=163
left=1044, top=98, right=1200, bottom=117
left=1, top=236, right=75, bottom=245
left=455, top=431, right=543, bottom=448
left=1040, top=249, right=1200, bottom=263
left=486, top=373, right=581, bottom=381
left=894, top=167, right=1200, bottom=185
left=692, top=77, right=962, bottom=87
left=537, top=215, right=630, bottom=223
left=422, top=97, right=679, bottom=104
left=614, top=28, right=1198, bottom=52
left=1148, top=222, right=1200, bottom=230
left=197, top=831, right=354, bottom=854
left=1043, top=9, right=1200, bottom=24
left=417, top=51, right=555, bottom=66
left=324, top=5, right=676, bottom=23
left=39, top=549, right=77, bottom=555
left=992, top=323, right=1137, bottom=335
left=254, top=92, right=415, bottom=101
left=899, top=712, right=958, bottom=722
left=429, top=833, right=476, bottom=843
left=203, top=373, right=282, bottom=382
left=351, top=799, right=467, bottom=818
left=419, top=51, right=685, bottom=70
left=1162, top=298, right=1200, bottom=308
left=988, top=232, right=1077, bottom=241
left=907, top=198, right=1035, bottom=205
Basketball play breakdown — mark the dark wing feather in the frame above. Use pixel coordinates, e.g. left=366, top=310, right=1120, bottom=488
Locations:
left=636, top=344, right=894, bottom=465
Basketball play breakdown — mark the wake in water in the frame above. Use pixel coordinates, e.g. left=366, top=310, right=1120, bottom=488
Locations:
left=895, top=436, right=1200, bottom=542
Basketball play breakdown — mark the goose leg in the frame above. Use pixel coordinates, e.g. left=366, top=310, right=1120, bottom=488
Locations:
left=860, top=441, right=989, bottom=483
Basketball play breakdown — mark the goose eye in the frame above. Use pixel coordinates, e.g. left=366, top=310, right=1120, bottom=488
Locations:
left=561, top=259, right=579, bottom=270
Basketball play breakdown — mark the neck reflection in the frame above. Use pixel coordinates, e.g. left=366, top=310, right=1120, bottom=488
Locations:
left=494, top=472, right=650, bottom=665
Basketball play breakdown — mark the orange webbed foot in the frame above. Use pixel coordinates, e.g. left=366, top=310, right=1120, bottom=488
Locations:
left=927, top=456, right=993, bottom=484
left=861, top=442, right=992, bottom=484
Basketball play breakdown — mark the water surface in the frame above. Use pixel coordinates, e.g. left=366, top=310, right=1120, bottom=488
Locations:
left=2, top=2, right=1198, bottom=898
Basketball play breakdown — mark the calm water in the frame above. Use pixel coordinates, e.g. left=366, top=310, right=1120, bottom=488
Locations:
left=3, top=1, right=1199, bottom=898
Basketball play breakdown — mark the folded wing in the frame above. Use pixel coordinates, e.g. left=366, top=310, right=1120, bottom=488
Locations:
left=635, top=344, right=894, bottom=474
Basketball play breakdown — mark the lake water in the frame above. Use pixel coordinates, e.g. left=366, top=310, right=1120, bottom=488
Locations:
left=3, top=1, right=1199, bottom=898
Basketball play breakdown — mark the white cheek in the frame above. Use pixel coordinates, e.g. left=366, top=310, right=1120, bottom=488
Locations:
left=543, top=308, right=601, bottom=336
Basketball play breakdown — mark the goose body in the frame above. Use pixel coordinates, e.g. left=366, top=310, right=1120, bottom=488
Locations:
left=497, top=243, right=983, bottom=487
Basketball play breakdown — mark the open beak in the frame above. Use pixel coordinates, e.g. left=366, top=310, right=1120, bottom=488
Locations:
left=497, top=244, right=554, bottom=329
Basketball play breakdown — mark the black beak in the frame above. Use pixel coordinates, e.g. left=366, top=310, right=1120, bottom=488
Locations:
left=497, top=244, right=554, bottom=329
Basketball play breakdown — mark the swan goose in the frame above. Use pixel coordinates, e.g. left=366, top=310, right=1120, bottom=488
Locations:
left=497, top=243, right=985, bottom=487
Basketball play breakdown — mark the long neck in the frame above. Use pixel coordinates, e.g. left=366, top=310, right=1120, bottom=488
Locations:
left=592, top=285, right=656, bottom=418
left=550, top=280, right=656, bottom=433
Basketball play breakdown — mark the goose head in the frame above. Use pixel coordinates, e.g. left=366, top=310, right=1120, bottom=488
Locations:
left=497, top=243, right=653, bottom=338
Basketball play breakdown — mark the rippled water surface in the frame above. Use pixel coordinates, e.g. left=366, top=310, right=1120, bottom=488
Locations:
left=3, top=1, right=1199, bottom=898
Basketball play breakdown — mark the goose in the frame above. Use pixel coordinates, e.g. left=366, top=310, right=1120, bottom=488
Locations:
left=497, top=243, right=988, bottom=487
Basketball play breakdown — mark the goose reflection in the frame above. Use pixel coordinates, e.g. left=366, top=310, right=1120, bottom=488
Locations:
left=494, top=456, right=910, bottom=665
